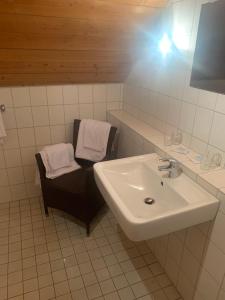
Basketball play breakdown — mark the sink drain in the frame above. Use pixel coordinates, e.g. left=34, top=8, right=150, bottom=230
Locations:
left=144, top=197, right=155, bottom=205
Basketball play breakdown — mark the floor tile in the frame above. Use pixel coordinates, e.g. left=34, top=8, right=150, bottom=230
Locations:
left=0, top=198, right=183, bottom=300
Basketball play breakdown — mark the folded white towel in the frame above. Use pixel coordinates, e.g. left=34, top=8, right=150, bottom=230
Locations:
left=76, top=119, right=111, bottom=162
left=0, top=112, right=6, bottom=144
left=39, top=143, right=80, bottom=179
left=45, top=143, right=72, bottom=171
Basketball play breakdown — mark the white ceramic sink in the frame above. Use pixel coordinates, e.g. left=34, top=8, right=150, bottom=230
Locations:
left=94, top=153, right=219, bottom=241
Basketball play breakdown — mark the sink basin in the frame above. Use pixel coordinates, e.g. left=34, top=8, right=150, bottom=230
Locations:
left=94, top=154, right=219, bottom=241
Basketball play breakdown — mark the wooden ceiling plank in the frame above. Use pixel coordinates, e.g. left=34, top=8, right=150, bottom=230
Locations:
left=0, top=0, right=162, bottom=20
left=0, top=49, right=135, bottom=62
left=0, top=0, right=166, bottom=85
left=0, top=72, right=128, bottom=86
left=0, top=32, right=147, bottom=51
left=0, top=60, right=131, bottom=74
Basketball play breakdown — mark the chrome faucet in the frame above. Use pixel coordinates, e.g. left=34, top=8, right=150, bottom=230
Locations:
left=158, top=158, right=182, bottom=178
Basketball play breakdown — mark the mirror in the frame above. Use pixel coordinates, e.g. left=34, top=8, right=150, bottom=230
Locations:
left=190, top=0, right=225, bottom=94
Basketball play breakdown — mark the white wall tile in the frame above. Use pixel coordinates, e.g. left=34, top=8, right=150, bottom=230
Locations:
left=32, top=106, right=49, bottom=126
left=107, top=84, right=122, bottom=102
left=210, top=113, right=225, bottom=151
left=18, top=128, right=36, bottom=147
left=190, top=136, right=207, bottom=154
left=50, top=125, right=66, bottom=144
left=15, top=107, right=33, bottom=128
left=167, top=234, right=184, bottom=265
left=63, top=85, right=78, bottom=104
left=107, top=102, right=122, bottom=111
left=183, top=86, right=199, bottom=105
left=94, top=103, right=107, bottom=121
left=12, top=87, right=30, bottom=107
left=79, top=104, right=93, bottom=119
left=48, top=106, right=65, bottom=125
left=165, top=257, right=179, bottom=285
left=215, top=94, right=225, bottom=114
left=204, top=241, right=225, bottom=284
left=93, top=85, right=107, bottom=103
left=4, top=149, right=21, bottom=168
left=64, top=105, right=79, bottom=123
left=179, top=102, right=196, bottom=133
left=196, top=269, right=220, bottom=300
left=167, top=98, right=182, bottom=127
left=7, top=167, right=24, bottom=185
left=197, top=90, right=217, bottom=110
left=20, top=147, right=36, bottom=166
left=35, top=126, right=51, bottom=146
left=23, top=165, right=35, bottom=183
left=177, top=273, right=195, bottom=300
left=192, top=107, right=213, bottom=142
left=78, top=85, right=93, bottom=103
left=3, top=129, right=19, bottom=150
left=47, top=86, right=63, bottom=105
left=211, top=211, right=225, bottom=253
left=30, top=87, right=47, bottom=106
left=0, top=88, right=13, bottom=107
left=185, top=227, right=206, bottom=261
left=180, top=248, right=201, bottom=286
left=2, top=108, right=16, bottom=129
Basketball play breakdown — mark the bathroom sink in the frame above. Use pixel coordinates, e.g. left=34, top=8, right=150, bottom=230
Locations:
left=94, top=153, right=219, bottom=241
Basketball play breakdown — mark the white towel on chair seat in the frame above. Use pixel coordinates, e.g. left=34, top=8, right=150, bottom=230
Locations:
left=75, top=119, right=111, bottom=162
left=40, top=143, right=80, bottom=179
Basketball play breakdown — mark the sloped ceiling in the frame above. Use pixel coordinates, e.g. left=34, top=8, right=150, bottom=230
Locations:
left=0, top=0, right=167, bottom=86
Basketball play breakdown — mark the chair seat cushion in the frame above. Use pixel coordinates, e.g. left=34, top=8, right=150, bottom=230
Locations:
left=47, top=168, right=89, bottom=195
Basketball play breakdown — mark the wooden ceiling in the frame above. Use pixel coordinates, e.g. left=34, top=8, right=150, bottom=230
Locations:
left=0, top=0, right=167, bottom=86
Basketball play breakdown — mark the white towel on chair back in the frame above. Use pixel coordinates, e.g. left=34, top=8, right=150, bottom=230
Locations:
left=75, top=119, right=111, bottom=162
left=40, top=143, right=80, bottom=179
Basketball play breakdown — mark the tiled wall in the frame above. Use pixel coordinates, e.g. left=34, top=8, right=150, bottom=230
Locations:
left=121, top=0, right=225, bottom=299
left=124, top=0, right=225, bottom=164
left=109, top=112, right=222, bottom=300
left=0, top=84, right=123, bottom=203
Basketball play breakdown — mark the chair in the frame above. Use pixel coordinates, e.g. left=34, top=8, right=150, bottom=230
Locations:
left=35, top=119, right=117, bottom=235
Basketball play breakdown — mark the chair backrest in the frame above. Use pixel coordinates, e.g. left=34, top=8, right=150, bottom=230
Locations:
left=73, top=119, right=117, bottom=167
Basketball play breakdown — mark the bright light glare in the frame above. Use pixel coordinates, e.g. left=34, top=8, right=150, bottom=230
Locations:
left=159, top=33, right=172, bottom=56
left=172, top=27, right=189, bottom=50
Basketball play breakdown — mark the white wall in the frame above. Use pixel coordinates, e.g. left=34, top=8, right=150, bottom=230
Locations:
left=0, top=84, right=123, bottom=203
left=124, top=0, right=225, bottom=163
left=122, top=0, right=225, bottom=299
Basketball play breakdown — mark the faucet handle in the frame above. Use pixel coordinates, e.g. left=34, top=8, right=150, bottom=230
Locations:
left=159, top=158, right=170, bottom=162
left=159, top=158, right=178, bottom=167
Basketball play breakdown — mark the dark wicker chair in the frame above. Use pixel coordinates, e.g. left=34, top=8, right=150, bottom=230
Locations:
left=35, top=119, right=117, bottom=235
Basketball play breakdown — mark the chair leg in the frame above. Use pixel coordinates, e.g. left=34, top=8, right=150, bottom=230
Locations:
left=86, top=223, right=90, bottom=236
left=44, top=204, right=49, bottom=216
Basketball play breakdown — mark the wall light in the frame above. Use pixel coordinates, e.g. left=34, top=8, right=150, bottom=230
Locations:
left=172, top=27, right=189, bottom=50
left=159, top=33, right=172, bottom=56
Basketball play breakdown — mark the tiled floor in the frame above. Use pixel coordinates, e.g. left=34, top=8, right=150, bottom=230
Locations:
left=0, top=197, right=183, bottom=300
